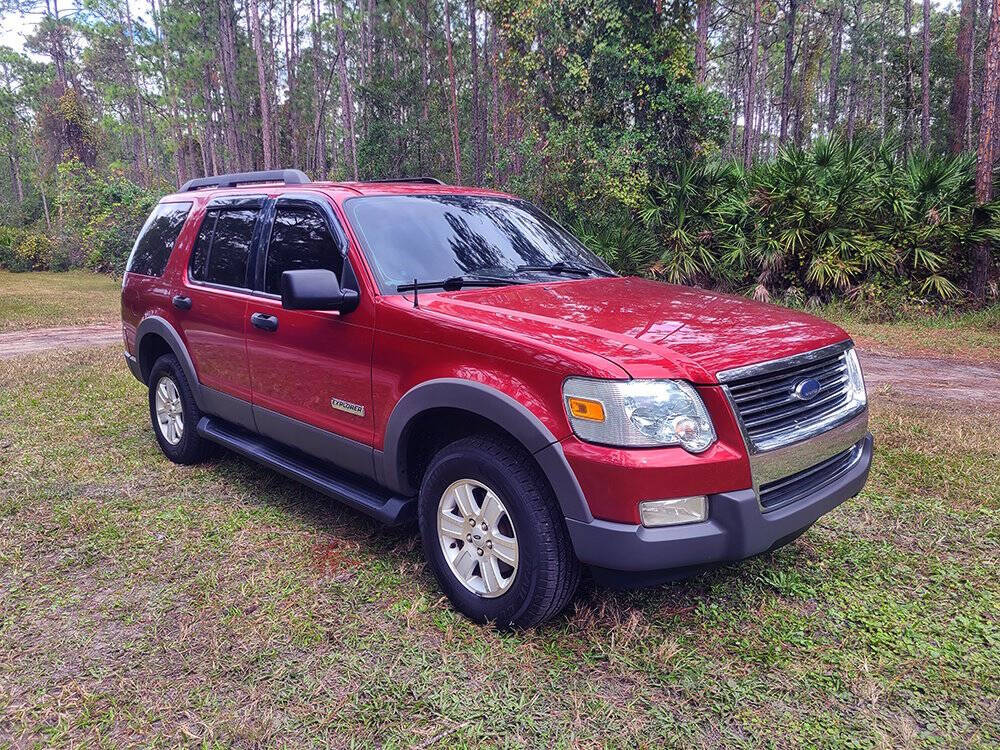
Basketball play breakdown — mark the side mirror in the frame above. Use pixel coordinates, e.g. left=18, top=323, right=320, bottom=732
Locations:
left=280, top=269, right=359, bottom=313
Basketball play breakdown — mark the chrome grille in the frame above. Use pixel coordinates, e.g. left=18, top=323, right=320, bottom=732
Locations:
left=722, top=344, right=857, bottom=450
left=758, top=441, right=863, bottom=512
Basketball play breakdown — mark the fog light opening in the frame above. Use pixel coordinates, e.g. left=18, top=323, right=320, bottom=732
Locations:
left=639, top=496, right=708, bottom=527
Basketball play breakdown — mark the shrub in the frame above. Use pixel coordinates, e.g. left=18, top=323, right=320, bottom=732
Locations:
left=2, top=230, right=56, bottom=272
left=633, top=136, right=999, bottom=301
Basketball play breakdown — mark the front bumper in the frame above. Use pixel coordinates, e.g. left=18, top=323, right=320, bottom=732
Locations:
left=566, top=433, right=873, bottom=579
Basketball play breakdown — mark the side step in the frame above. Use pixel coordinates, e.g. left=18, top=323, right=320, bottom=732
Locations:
left=196, top=416, right=415, bottom=526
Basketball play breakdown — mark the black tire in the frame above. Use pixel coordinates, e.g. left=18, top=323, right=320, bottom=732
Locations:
left=147, top=353, right=213, bottom=465
left=417, top=434, right=581, bottom=628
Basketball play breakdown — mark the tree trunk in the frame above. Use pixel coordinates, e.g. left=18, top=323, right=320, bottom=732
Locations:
left=217, top=0, right=245, bottom=171
left=880, top=0, right=889, bottom=136
left=902, top=0, right=914, bottom=155
left=846, top=0, right=861, bottom=141
left=249, top=0, right=276, bottom=169
left=335, top=0, right=358, bottom=179
left=973, top=0, right=1000, bottom=301
left=470, top=0, right=484, bottom=185
left=311, top=0, right=327, bottom=176
left=152, top=0, right=188, bottom=184
left=443, top=0, right=463, bottom=183
left=419, top=0, right=430, bottom=175
left=742, top=0, right=762, bottom=168
left=779, top=0, right=797, bottom=143
left=695, top=0, right=710, bottom=84
left=201, top=65, right=221, bottom=174
left=920, top=0, right=931, bottom=149
left=950, top=0, right=977, bottom=153
left=827, top=5, right=843, bottom=134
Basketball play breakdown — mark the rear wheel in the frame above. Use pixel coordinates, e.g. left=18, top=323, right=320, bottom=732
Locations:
left=147, top=354, right=212, bottom=465
left=418, top=435, right=581, bottom=628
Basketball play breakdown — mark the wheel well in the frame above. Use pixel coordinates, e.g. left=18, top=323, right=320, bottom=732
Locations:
left=137, top=333, right=173, bottom=384
left=401, top=407, right=533, bottom=492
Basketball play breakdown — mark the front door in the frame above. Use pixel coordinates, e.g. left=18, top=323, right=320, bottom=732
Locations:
left=245, top=195, right=376, bottom=478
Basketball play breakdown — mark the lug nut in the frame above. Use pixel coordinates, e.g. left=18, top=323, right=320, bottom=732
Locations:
left=476, top=548, right=484, bottom=556
left=486, top=540, right=493, bottom=549
left=466, top=534, right=473, bottom=542
left=481, top=522, right=488, bottom=531
left=468, top=518, right=475, bottom=525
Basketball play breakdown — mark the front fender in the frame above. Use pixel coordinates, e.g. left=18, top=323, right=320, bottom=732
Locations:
left=376, top=378, right=593, bottom=523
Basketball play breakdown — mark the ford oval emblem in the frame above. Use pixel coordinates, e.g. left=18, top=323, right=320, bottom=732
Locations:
left=792, top=378, right=822, bottom=401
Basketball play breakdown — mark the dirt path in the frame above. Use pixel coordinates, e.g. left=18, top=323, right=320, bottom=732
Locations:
left=0, top=324, right=120, bottom=360
left=858, top=352, right=1000, bottom=407
left=0, top=324, right=996, bottom=405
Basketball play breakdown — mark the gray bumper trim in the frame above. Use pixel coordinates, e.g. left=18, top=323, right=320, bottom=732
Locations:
left=567, top=433, right=873, bottom=573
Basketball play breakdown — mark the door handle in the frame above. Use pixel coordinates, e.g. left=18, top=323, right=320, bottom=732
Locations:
left=250, top=312, right=279, bottom=332
left=172, top=295, right=192, bottom=310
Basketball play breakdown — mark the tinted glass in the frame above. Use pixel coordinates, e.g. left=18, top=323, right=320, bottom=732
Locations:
left=203, top=208, right=256, bottom=288
left=265, top=206, right=343, bottom=294
left=345, top=195, right=611, bottom=290
left=188, top=212, right=216, bottom=282
left=126, top=202, right=192, bottom=277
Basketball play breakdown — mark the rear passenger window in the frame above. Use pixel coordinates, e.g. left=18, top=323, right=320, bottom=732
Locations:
left=264, top=206, right=344, bottom=294
left=188, top=208, right=257, bottom=288
left=126, top=202, right=192, bottom=277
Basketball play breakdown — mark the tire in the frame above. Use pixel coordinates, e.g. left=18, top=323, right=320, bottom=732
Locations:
left=147, top=353, right=213, bottom=465
left=418, top=434, right=581, bottom=628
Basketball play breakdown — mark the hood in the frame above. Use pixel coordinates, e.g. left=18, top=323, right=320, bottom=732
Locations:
left=423, top=277, right=850, bottom=382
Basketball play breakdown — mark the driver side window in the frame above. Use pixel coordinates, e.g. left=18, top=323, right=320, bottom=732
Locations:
left=264, top=205, right=344, bottom=295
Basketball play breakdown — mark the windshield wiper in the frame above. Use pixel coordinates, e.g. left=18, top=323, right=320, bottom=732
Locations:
left=396, top=275, right=524, bottom=293
left=515, top=262, right=616, bottom=278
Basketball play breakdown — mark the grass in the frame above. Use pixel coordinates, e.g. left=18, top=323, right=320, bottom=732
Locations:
left=0, top=271, right=121, bottom=332
left=1, top=345, right=998, bottom=748
left=818, top=304, right=1000, bottom=363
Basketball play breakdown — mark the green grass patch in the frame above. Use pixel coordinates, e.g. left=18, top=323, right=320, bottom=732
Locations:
left=0, top=271, right=121, bottom=332
left=1, top=346, right=998, bottom=747
left=817, top=303, right=1000, bottom=362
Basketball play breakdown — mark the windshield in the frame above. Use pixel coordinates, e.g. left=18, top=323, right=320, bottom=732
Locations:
left=344, top=194, right=613, bottom=291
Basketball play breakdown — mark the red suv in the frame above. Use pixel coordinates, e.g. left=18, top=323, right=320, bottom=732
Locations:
left=121, top=169, right=872, bottom=627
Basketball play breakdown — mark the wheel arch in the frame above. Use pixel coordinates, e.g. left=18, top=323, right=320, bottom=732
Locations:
left=135, top=316, right=205, bottom=409
left=378, top=379, right=593, bottom=523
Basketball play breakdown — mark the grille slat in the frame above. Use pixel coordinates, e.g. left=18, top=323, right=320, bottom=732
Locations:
left=731, top=367, right=847, bottom=409
left=758, top=443, right=861, bottom=511
left=725, top=349, right=856, bottom=449
left=741, top=384, right=849, bottom=428
left=728, top=358, right=845, bottom=395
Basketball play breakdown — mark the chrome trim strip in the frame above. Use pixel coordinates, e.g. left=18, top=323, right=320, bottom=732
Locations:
left=749, top=409, right=869, bottom=488
left=716, top=339, right=854, bottom=384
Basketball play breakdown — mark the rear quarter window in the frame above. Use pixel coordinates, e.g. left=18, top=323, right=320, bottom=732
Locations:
left=125, top=202, right=192, bottom=277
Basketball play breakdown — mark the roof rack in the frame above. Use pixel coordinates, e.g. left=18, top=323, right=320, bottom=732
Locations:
left=179, top=169, right=311, bottom=192
left=362, top=177, right=445, bottom=185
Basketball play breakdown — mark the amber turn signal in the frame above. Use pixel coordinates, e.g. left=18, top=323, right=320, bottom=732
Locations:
left=566, top=396, right=605, bottom=422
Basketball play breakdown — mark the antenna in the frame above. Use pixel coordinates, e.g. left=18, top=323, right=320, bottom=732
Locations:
left=413, top=279, right=419, bottom=308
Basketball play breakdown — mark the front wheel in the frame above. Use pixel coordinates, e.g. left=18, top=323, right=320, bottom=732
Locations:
left=418, top=435, right=581, bottom=628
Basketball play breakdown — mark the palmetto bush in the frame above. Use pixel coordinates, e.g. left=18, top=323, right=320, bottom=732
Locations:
left=626, top=136, right=1000, bottom=302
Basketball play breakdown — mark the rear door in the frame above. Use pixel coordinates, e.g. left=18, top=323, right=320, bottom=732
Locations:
left=245, top=194, right=376, bottom=478
left=179, top=196, right=263, bottom=428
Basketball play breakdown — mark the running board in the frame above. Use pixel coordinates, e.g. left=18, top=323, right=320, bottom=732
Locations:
left=196, top=416, right=415, bottom=526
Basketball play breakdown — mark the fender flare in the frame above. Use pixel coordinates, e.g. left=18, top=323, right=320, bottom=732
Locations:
left=378, top=378, right=593, bottom=522
left=135, top=316, right=205, bottom=410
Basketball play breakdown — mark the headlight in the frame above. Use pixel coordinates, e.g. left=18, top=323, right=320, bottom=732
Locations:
left=844, top=347, right=867, bottom=407
left=563, top=378, right=717, bottom=452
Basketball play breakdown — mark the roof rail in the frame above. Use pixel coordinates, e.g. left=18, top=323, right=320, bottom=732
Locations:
left=362, top=177, right=445, bottom=185
left=179, top=169, right=311, bottom=192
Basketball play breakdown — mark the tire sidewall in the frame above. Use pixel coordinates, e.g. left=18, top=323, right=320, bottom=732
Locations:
left=418, top=441, right=547, bottom=626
